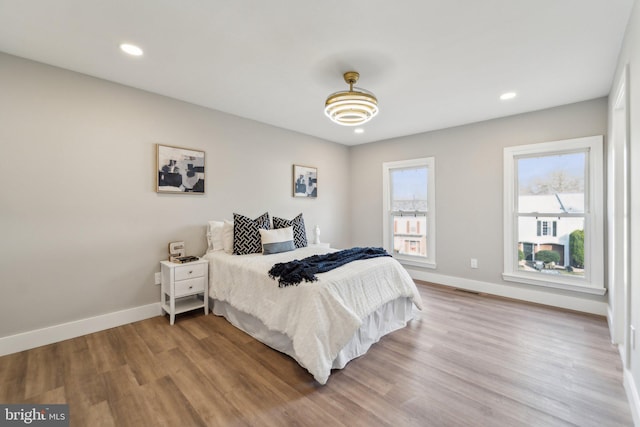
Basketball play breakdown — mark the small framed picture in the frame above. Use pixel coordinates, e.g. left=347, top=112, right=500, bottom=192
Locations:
left=293, top=165, right=317, bottom=198
left=157, top=144, right=205, bottom=194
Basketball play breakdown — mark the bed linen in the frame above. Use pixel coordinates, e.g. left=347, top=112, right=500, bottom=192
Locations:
left=203, top=246, right=423, bottom=384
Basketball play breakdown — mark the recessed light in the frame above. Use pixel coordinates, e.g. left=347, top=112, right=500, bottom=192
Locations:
left=120, top=43, right=143, bottom=56
left=500, top=92, right=517, bottom=100
left=354, top=128, right=364, bottom=134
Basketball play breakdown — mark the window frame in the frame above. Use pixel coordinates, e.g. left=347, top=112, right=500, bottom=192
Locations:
left=382, top=157, right=436, bottom=269
left=503, top=136, right=605, bottom=295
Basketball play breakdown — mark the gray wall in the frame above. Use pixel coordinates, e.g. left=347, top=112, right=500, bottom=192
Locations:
left=0, top=52, right=350, bottom=338
left=349, top=98, right=608, bottom=306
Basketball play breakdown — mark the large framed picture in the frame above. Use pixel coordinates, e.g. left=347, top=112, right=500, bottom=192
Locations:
left=293, top=164, right=317, bottom=198
left=156, top=144, right=205, bottom=193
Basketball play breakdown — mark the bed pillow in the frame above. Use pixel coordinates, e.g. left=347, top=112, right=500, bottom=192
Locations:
left=233, top=212, right=270, bottom=255
left=222, top=220, right=234, bottom=254
left=259, top=227, right=295, bottom=255
left=273, top=213, right=308, bottom=248
left=207, top=220, right=225, bottom=251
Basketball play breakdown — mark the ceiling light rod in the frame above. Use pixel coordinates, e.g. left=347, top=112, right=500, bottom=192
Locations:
left=325, top=71, right=379, bottom=126
left=344, top=71, right=358, bottom=91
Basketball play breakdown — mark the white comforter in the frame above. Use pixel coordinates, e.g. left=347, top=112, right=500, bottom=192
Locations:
left=203, top=246, right=423, bottom=384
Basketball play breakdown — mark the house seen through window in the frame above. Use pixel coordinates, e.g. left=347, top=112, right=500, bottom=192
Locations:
left=518, top=151, right=586, bottom=275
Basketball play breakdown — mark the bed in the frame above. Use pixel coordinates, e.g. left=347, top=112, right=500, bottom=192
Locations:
left=203, top=244, right=423, bottom=384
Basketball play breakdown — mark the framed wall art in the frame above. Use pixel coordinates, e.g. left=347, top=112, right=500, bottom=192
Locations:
left=156, top=144, right=205, bottom=194
left=293, top=164, right=317, bottom=198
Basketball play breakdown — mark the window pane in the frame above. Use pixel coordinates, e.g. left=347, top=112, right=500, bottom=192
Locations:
left=392, top=214, right=427, bottom=258
left=517, top=152, right=585, bottom=214
left=390, top=167, right=428, bottom=212
left=517, top=216, right=585, bottom=277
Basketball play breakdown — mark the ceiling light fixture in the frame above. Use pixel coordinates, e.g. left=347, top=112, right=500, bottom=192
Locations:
left=500, top=91, right=517, bottom=100
left=120, top=43, right=143, bottom=56
left=354, top=128, right=364, bottom=134
left=325, top=71, right=378, bottom=126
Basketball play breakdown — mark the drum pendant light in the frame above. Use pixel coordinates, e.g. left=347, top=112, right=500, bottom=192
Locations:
left=324, top=71, right=379, bottom=126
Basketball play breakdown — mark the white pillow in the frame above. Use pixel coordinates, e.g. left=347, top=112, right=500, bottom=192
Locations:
left=259, top=227, right=295, bottom=255
left=207, top=220, right=224, bottom=251
left=222, top=220, right=234, bottom=254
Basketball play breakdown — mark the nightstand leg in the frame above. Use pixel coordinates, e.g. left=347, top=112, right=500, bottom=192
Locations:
left=170, top=297, right=175, bottom=325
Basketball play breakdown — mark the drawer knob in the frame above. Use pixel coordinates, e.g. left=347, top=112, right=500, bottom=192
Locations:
left=189, top=285, right=193, bottom=289
left=188, top=271, right=193, bottom=274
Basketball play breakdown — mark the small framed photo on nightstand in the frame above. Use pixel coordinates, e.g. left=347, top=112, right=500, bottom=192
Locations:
left=168, top=241, right=185, bottom=262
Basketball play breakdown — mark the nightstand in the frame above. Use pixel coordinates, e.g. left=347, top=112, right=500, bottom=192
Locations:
left=160, top=258, right=209, bottom=325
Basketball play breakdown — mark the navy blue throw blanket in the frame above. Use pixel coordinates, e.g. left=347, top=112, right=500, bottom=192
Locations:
left=269, top=247, right=391, bottom=287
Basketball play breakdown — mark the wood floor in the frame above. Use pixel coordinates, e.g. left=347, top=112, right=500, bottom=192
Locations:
left=0, top=282, right=633, bottom=426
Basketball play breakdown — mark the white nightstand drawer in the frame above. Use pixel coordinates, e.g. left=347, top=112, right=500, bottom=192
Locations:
left=174, top=277, right=205, bottom=297
left=174, top=263, right=206, bottom=281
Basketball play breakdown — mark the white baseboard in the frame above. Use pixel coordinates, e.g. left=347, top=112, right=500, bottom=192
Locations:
left=0, top=303, right=162, bottom=357
left=624, top=370, right=640, bottom=426
left=406, top=268, right=607, bottom=315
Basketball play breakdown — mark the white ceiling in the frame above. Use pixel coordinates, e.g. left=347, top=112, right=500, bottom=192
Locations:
left=0, top=1, right=634, bottom=145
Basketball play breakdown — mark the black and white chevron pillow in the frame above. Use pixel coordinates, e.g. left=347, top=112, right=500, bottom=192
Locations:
left=233, top=212, right=270, bottom=255
left=273, top=213, right=308, bottom=248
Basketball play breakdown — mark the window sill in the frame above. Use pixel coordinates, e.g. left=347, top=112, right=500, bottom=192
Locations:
left=502, top=272, right=606, bottom=295
left=395, top=257, right=436, bottom=270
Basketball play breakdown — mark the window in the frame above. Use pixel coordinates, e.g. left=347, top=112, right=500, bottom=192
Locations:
left=537, top=220, right=557, bottom=237
left=503, top=136, right=604, bottom=294
left=382, top=157, right=436, bottom=268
